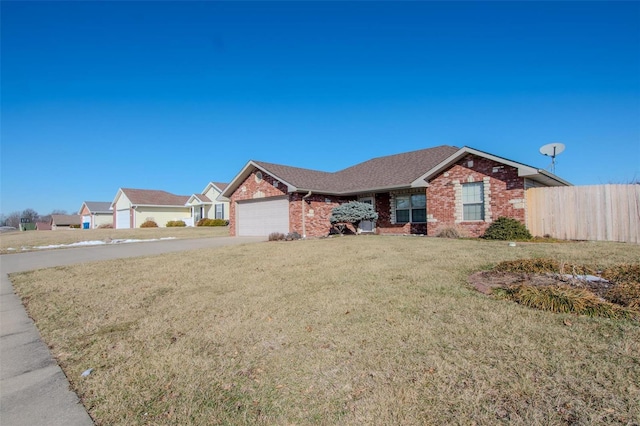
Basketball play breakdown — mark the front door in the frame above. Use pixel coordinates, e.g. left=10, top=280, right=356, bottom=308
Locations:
left=359, top=197, right=375, bottom=233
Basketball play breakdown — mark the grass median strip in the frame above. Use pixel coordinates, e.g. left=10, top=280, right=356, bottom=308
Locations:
left=0, top=226, right=229, bottom=254
left=10, top=236, right=640, bottom=425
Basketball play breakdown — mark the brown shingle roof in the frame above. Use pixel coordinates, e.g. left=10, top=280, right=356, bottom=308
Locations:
left=50, top=215, right=82, bottom=226
left=83, top=201, right=112, bottom=213
left=331, top=145, right=459, bottom=192
left=211, top=182, right=228, bottom=191
left=255, top=145, right=459, bottom=194
left=253, top=161, right=335, bottom=190
left=120, top=188, right=190, bottom=206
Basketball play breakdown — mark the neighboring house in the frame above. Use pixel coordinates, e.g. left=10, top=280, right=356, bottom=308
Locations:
left=78, top=201, right=113, bottom=229
left=220, top=145, right=570, bottom=238
left=185, top=182, right=230, bottom=224
left=35, top=222, right=52, bottom=231
left=111, top=188, right=190, bottom=229
left=50, top=214, right=82, bottom=230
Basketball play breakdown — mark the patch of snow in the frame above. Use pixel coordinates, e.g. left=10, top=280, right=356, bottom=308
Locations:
left=34, top=240, right=107, bottom=249
left=561, top=274, right=609, bottom=283
left=30, top=237, right=178, bottom=250
left=7, top=248, right=16, bottom=251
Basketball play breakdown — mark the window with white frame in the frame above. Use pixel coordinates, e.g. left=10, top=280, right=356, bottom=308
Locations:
left=395, top=193, right=426, bottom=223
left=462, top=182, right=484, bottom=220
left=215, top=203, right=224, bottom=219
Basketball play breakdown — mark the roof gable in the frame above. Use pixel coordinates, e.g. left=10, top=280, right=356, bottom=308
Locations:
left=51, top=214, right=82, bottom=226
left=202, top=181, right=229, bottom=194
left=79, top=201, right=112, bottom=214
left=411, top=146, right=571, bottom=187
left=187, top=193, right=213, bottom=205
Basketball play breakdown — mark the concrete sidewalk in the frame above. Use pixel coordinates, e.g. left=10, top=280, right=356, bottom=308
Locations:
left=0, top=236, right=264, bottom=425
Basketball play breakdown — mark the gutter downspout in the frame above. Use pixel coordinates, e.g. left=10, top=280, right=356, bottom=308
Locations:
left=302, top=191, right=312, bottom=238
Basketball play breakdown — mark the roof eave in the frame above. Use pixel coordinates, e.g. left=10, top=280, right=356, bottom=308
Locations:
left=294, top=184, right=418, bottom=196
left=221, top=160, right=299, bottom=198
left=131, top=204, right=191, bottom=209
left=410, top=146, right=571, bottom=187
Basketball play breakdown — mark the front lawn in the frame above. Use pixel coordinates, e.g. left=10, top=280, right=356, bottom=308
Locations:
left=10, top=236, right=640, bottom=425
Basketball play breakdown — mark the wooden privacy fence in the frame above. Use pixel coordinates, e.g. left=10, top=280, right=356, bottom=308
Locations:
left=526, top=184, right=640, bottom=244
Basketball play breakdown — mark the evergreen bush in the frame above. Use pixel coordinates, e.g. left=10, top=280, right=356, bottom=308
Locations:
left=482, top=217, right=532, bottom=240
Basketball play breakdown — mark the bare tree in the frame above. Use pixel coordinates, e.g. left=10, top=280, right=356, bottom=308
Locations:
left=21, top=208, right=40, bottom=223
left=4, top=211, right=21, bottom=228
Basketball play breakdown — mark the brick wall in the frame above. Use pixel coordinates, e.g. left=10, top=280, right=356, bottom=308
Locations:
left=228, top=170, right=288, bottom=236
left=374, top=192, right=427, bottom=235
left=290, top=193, right=352, bottom=237
left=426, top=154, right=526, bottom=237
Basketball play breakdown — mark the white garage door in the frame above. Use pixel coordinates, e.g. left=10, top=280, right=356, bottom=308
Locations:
left=237, top=197, right=289, bottom=236
left=116, top=209, right=130, bottom=229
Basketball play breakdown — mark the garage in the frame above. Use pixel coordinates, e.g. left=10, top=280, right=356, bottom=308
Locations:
left=116, top=209, right=131, bottom=229
left=237, top=197, right=289, bottom=236
left=82, top=215, right=91, bottom=229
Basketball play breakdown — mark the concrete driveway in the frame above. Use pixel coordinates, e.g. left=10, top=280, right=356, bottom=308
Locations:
left=0, top=236, right=264, bottom=426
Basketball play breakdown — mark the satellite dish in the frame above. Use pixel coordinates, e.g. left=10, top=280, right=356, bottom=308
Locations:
left=539, top=142, right=565, bottom=174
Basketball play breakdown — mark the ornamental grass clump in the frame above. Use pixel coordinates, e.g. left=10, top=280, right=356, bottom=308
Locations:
left=196, top=218, right=228, bottom=227
left=601, top=263, right=640, bottom=284
left=435, top=226, right=462, bottom=239
left=166, top=220, right=186, bottom=227
left=493, top=258, right=594, bottom=275
left=140, top=220, right=158, bottom=228
left=268, top=232, right=286, bottom=241
left=493, top=284, right=637, bottom=320
left=606, top=282, right=640, bottom=309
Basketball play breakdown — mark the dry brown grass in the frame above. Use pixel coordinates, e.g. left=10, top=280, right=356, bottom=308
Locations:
left=10, top=237, right=640, bottom=425
left=0, top=226, right=229, bottom=254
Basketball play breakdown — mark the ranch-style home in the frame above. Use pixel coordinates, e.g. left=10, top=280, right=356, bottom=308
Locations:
left=111, top=184, right=231, bottom=229
left=50, top=214, right=82, bottom=230
left=111, top=188, right=191, bottom=229
left=78, top=201, right=113, bottom=229
left=220, top=145, right=571, bottom=237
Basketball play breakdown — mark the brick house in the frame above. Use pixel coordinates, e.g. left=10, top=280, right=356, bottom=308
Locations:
left=220, top=146, right=570, bottom=238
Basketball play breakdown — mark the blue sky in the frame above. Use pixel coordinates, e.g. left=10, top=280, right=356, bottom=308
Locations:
left=2, top=1, right=639, bottom=215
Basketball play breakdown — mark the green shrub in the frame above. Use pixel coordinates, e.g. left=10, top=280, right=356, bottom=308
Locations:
left=482, top=217, right=532, bottom=240
left=285, top=232, right=302, bottom=241
left=196, top=218, right=228, bottom=227
left=140, top=220, right=158, bottom=228
left=166, top=220, right=187, bottom=227
left=69, top=224, right=81, bottom=229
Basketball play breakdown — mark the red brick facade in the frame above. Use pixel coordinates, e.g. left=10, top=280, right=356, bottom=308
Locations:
left=228, top=170, right=288, bottom=236
left=229, top=154, right=529, bottom=238
left=426, top=154, right=526, bottom=237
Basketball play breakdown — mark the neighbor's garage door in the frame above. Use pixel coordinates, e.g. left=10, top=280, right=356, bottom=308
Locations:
left=237, top=197, right=289, bottom=236
left=116, top=209, right=130, bottom=229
